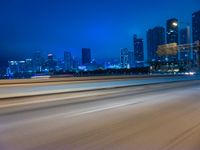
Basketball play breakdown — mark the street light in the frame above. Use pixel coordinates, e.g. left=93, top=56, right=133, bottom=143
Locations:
left=172, top=22, right=178, bottom=27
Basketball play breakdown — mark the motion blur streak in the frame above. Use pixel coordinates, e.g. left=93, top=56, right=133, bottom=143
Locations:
left=0, top=75, right=199, bottom=99
left=0, top=80, right=200, bottom=150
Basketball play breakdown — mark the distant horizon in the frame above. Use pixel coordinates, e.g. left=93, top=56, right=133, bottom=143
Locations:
left=0, top=0, right=200, bottom=66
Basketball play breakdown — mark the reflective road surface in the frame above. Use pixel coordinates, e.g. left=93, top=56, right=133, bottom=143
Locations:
left=0, top=80, right=200, bottom=150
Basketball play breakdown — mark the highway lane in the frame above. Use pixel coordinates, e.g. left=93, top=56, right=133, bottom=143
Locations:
left=0, top=81, right=200, bottom=150
left=0, top=75, right=181, bottom=86
left=0, top=75, right=200, bottom=99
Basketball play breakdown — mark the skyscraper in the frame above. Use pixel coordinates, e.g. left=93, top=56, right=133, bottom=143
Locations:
left=82, top=48, right=91, bottom=65
left=33, top=51, right=43, bottom=72
left=166, top=18, right=179, bottom=62
left=8, top=61, right=20, bottom=74
left=192, top=10, right=200, bottom=43
left=192, top=10, right=200, bottom=66
left=180, top=28, right=188, bottom=44
left=133, top=34, right=144, bottom=66
left=25, top=59, right=33, bottom=72
left=72, top=57, right=79, bottom=70
left=45, top=54, right=56, bottom=72
left=180, top=28, right=189, bottom=62
left=147, top=27, right=165, bottom=62
left=8, top=61, right=26, bottom=74
left=128, top=51, right=134, bottom=68
left=166, top=18, right=179, bottom=44
left=64, top=51, right=72, bottom=71
left=120, top=48, right=129, bottom=69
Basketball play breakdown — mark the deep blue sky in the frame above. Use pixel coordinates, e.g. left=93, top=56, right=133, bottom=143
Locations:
left=0, top=0, right=200, bottom=65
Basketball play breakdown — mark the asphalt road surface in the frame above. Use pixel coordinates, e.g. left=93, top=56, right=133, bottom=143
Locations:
left=0, top=80, right=200, bottom=150
left=0, top=75, right=200, bottom=99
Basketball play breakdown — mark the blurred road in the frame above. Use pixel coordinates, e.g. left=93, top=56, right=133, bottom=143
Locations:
left=0, top=80, right=200, bottom=150
left=0, top=75, right=200, bottom=99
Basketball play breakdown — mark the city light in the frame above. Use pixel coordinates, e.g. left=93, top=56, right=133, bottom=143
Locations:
left=172, top=22, right=178, bottom=27
left=0, top=2, right=199, bottom=79
left=0, top=1, right=200, bottom=150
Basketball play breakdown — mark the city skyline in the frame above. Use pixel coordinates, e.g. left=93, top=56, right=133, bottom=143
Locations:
left=0, top=0, right=200, bottom=66
left=1, top=1, right=200, bottom=149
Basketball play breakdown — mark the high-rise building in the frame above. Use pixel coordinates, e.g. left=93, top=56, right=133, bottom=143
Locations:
left=133, top=34, right=144, bottom=66
left=192, top=10, right=200, bottom=66
left=166, top=18, right=179, bottom=62
left=120, top=48, right=129, bottom=69
left=8, top=61, right=19, bottom=74
left=72, top=57, right=79, bottom=70
left=33, top=51, right=43, bottom=72
left=82, top=48, right=91, bottom=65
left=128, top=51, right=134, bottom=68
left=147, top=27, right=165, bottom=62
left=180, top=28, right=190, bottom=62
left=192, top=10, right=200, bottom=43
left=25, top=59, right=33, bottom=72
left=45, top=54, right=56, bottom=72
left=64, top=51, right=72, bottom=71
left=8, top=61, right=25, bottom=74
left=180, top=28, right=189, bottom=44
left=166, top=18, right=179, bottom=44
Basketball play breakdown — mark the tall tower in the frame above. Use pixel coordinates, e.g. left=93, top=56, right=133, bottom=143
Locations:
left=46, top=54, right=56, bottom=72
left=166, top=18, right=179, bottom=44
left=64, top=51, right=72, bottom=71
left=33, top=51, right=43, bottom=72
left=82, top=48, right=91, bottom=65
left=180, top=28, right=189, bottom=62
left=120, top=48, right=129, bottom=69
left=192, top=10, right=200, bottom=66
left=133, top=34, right=144, bottom=67
left=180, top=28, right=188, bottom=44
left=192, top=10, right=200, bottom=43
left=128, top=51, right=134, bottom=68
left=166, top=18, right=179, bottom=62
left=147, top=26, right=165, bottom=62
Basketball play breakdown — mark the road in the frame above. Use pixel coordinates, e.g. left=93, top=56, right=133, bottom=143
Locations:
left=0, top=75, right=200, bottom=99
left=0, top=80, right=200, bottom=150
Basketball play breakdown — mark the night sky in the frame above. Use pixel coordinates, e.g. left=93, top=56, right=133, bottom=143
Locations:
left=0, top=0, right=200, bottom=66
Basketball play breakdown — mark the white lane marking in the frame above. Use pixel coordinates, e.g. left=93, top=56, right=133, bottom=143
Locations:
left=68, top=101, right=143, bottom=117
